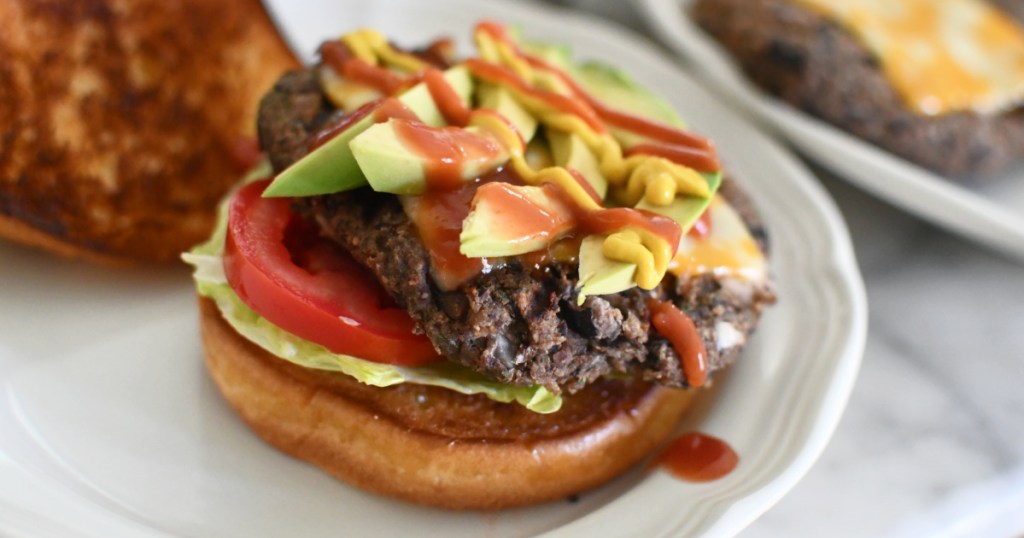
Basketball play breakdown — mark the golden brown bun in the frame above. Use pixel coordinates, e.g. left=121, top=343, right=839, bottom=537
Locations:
left=0, top=0, right=298, bottom=263
left=198, top=298, right=697, bottom=510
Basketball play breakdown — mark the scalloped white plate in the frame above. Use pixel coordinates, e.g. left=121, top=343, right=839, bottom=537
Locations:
left=0, top=0, right=866, bottom=537
left=637, top=0, right=1024, bottom=262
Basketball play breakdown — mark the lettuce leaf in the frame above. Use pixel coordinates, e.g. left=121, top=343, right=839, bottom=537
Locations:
left=182, top=169, right=561, bottom=413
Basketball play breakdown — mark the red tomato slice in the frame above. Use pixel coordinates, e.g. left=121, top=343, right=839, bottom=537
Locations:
left=223, top=180, right=440, bottom=365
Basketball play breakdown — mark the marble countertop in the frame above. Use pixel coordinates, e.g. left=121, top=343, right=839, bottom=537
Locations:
left=560, top=1, right=1024, bottom=536
left=749, top=173, right=1024, bottom=538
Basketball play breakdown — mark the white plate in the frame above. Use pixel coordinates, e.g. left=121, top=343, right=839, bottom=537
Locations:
left=0, top=0, right=866, bottom=536
left=636, top=0, right=1024, bottom=262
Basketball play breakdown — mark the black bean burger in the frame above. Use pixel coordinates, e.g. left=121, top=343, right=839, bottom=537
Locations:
left=184, top=21, right=775, bottom=509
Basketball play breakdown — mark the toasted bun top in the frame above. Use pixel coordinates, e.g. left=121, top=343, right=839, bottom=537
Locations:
left=0, top=0, right=298, bottom=262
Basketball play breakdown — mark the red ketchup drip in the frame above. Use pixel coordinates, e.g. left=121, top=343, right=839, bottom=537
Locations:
left=399, top=67, right=509, bottom=191
left=320, top=40, right=406, bottom=95
left=656, top=432, right=738, bottom=482
left=624, top=143, right=720, bottom=173
left=308, top=98, right=418, bottom=151
left=476, top=182, right=574, bottom=243
left=583, top=98, right=715, bottom=153
left=463, top=58, right=606, bottom=133
left=566, top=168, right=603, bottom=206
left=308, top=100, right=377, bottom=151
left=393, top=119, right=505, bottom=191
left=424, top=67, right=472, bottom=126
left=647, top=298, right=707, bottom=387
left=542, top=183, right=681, bottom=252
left=407, top=167, right=523, bottom=290
left=522, top=55, right=715, bottom=155
left=411, top=183, right=483, bottom=290
left=372, top=98, right=420, bottom=122
left=581, top=206, right=681, bottom=250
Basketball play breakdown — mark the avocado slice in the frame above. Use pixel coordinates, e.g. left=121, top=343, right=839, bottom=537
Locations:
left=460, top=183, right=573, bottom=257
left=574, top=62, right=684, bottom=128
left=574, top=61, right=691, bottom=149
left=635, top=171, right=722, bottom=233
left=548, top=129, right=608, bottom=199
left=519, top=39, right=687, bottom=147
left=576, top=235, right=637, bottom=304
left=518, top=33, right=684, bottom=128
left=350, top=119, right=510, bottom=195
left=478, top=83, right=538, bottom=143
left=575, top=171, right=721, bottom=302
left=264, top=65, right=473, bottom=198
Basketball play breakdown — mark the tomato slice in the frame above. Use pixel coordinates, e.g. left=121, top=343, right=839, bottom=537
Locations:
left=223, top=180, right=440, bottom=365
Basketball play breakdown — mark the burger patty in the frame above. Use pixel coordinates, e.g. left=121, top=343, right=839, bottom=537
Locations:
left=994, top=0, right=1024, bottom=23
left=691, top=0, right=1024, bottom=177
left=258, top=68, right=776, bottom=394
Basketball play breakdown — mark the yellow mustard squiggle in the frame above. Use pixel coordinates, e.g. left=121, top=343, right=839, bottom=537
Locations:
left=604, top=230, right=658, bottom=289
left=342, top=29, right=427, bottom=73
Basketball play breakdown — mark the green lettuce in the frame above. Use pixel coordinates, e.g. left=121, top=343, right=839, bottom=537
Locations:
left=182, top=165, right=561, bottom=414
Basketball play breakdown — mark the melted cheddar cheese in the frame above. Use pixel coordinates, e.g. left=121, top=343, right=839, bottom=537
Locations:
left=794, top=0, right=1024, bottom=115
left=669, top=197, right=766, bottom=282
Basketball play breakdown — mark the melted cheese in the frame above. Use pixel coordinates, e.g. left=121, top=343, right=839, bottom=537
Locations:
left=794, top=0, right=1024, bottom=114
left=669, top=197, right=766, bottom=281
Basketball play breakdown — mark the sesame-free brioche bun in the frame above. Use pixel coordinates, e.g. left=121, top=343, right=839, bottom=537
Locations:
left=198, top=298, right=697, bottom=510
left=0, top=0, right=298, bottom=263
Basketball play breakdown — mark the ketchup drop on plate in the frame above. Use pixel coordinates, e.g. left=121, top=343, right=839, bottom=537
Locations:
left=657, top=432, right=738, bottom=482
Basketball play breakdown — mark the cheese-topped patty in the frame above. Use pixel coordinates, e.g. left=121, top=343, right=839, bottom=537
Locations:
left=794, top=0, right=1024, bottom=115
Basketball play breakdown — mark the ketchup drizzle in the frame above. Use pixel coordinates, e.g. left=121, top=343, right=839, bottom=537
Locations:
left=656, top=432, right=738, bottom=482
left=320, top=40, right=406, bottom=95
left=647, top=298, right=708, bottom=388
left=393, top=119, right=504, bottom=191
left=424, top=67, right=472, bottom=126
left=624, top=142, right=720, bottom=174
left=463, top=58, right=606, bottom=133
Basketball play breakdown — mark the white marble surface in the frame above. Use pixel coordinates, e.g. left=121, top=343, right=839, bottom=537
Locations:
left=555, top=1, right=1024, bottom=536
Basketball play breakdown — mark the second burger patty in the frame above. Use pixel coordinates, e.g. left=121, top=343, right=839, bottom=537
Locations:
left=258, top=68, right=777, bottom=394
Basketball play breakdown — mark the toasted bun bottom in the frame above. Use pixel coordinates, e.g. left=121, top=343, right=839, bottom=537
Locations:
left=198, top=298, right=697, bottom=510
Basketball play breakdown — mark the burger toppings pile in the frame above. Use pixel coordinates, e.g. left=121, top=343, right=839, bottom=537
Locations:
left=185, top=21, right=773, bottom=413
